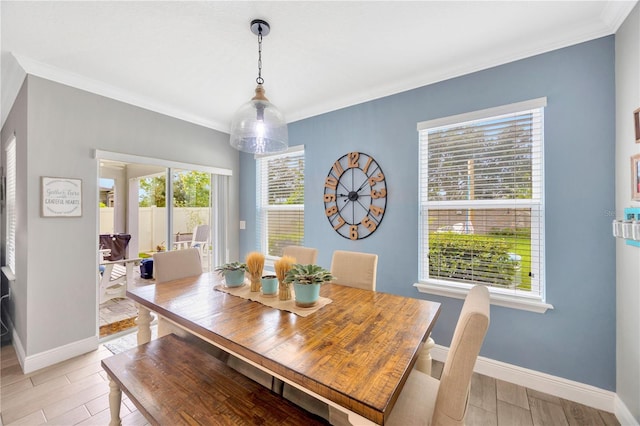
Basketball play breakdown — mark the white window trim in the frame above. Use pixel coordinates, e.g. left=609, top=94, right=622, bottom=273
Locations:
left=256, top=145, right=305, bottom=265
left=417, top=98, right=552, bottom=313
left=5, top=134, right=17, bottom=276
left=254, top=144, right=304, bottom=160
left=414, top=281, right=553, bottom=313
left=417, top=97, right=547, bottom=131
left=94, top=149, right=232, bottom=176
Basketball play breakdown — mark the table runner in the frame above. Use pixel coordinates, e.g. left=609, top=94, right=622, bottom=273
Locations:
left=214, top=283, right=332, bottom=317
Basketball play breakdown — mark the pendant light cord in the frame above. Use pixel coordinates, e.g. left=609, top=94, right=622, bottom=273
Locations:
left=256, top=28, right=264, bottom=85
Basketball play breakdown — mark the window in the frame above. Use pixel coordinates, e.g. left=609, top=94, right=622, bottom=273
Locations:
left=256, top=146, right=305, bottom=259
left=5, top=135, right=16, bottom=274
left=417, top=99, right=549, bottom=312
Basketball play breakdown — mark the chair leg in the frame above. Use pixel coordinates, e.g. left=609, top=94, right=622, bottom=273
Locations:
left=124, top=261, right=135, bottom=290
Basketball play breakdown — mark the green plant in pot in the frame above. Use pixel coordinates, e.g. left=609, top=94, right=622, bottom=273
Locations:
left=284, top=264, right=334, bottom=308
left=215, top=261, right=247, bottom=287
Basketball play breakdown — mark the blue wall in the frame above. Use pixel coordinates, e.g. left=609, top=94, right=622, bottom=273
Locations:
left=240, top=36, right=616, bottom=390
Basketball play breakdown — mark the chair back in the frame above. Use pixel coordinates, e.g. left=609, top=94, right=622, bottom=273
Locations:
left=330, top=250, right=378, bottom=290
left=153, top=248, right=202, bottom=284
left=192, top=224, right=210, bottom=247
left=282, top=246, right=318, bottom=265
left=432, top=285, right=490, bottom=425
left=99, top=233, right=131, bottom=261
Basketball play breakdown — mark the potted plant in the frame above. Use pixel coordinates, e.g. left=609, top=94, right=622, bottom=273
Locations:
left=284, top=264, right=334, bottom=307
left=215, top=261, right=247, bottom=287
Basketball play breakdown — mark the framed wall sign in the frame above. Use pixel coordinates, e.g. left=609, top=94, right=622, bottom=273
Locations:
left=41, top=177, right=83, bottom=217
left=632, top=154, right=640, bottom=202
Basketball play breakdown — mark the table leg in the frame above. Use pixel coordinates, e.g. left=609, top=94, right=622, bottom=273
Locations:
left=415, top=335, right=436, bottom=375
left=157, top=316, right=188, bottom=338
left=158, top=317, right=171, bottom=337
left=108, top=378, right=122, bottom=426
left=329, top=406, right=375, bottom=426
left=135, top=303, right=153, bottom=345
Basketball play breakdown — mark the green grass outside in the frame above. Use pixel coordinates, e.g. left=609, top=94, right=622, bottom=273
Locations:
left=496, top=236, right=531, bottom=290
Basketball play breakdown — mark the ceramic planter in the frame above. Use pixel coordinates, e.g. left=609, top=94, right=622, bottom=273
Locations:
left=261, top=275, right=278, bottom=296
left=224, top=269, right=245, bottom=287
left=294, top=282, right=321, bottom=308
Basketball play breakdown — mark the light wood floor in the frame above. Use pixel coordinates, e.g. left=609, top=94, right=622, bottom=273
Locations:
left=0, top=341, right=147, bottom=425
left=1, top=340, right=620, bottom=425
left=431, top=361, right=620, bottom=426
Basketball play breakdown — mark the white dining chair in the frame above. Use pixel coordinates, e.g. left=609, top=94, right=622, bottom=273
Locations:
left=386, top=285, right=490, bottom=426
left=330, top=250, right=378, bottom=290
left=152, top=248, right=204, bottom=338
left=152, top=248, right=203, bottom=284
left=282, top=245, right=318, bottom=264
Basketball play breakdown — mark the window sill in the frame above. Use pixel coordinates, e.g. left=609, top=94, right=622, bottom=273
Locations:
left=414, top=282, right=553, bottom=313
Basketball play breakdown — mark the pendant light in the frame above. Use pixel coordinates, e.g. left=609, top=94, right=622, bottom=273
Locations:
left=229, top=19, right=288, bottom=154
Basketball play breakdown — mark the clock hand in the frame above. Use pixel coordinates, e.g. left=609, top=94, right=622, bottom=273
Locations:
left=355, top=179, right=369, bottom=193
left=338, top=180, right=351, bottom=194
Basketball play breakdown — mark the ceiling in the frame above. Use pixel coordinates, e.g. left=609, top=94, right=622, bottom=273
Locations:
left=1, top=1, right=637, bottom=133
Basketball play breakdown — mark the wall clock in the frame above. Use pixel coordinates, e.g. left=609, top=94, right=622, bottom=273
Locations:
left=323, top=152, right=387, bottom=240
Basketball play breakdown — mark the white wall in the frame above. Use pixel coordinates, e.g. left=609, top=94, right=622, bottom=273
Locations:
left=0, top=79, right=28, bottom=350
left=1, top=74, right=238, bottom=369
left=615, top=3, right=640, bottom=423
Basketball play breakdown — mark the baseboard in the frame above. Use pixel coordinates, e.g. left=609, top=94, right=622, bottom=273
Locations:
left=20, top=334, right=99, bottom=374
left=431, top=345, right=617, bottom=413
left=615, top=395, right=639, bottom=426
left=11, top=322, right=26, bottom=372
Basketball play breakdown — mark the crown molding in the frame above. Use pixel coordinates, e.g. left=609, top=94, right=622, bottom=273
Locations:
left=288, top=14, right=626, bottom=124
left=5, top=1, right=635, bottom=131
left=10, top=54, right=230, bottom=134
left=1, top=53, right=27, bottom=128
left=601, top=0, right=639, bottom=33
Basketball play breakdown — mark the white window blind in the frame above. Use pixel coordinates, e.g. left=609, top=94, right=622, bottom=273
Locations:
left=6, top=136, right=17, bottom=274
left=418, top=100, right=545, bottom=299
left=256, top=147, right=305, bottom=258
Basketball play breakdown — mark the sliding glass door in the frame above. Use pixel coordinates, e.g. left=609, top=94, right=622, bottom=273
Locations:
left=171, top=169, right=212, bottom=270
left=98, top=153, right=230, bottom=273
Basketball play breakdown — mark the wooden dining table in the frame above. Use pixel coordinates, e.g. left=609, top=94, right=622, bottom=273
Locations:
left=127, top=272, right=441, bottom=425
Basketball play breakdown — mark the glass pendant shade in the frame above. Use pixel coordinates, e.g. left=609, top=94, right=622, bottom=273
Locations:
left=229, top=85, right=288, bottom=154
